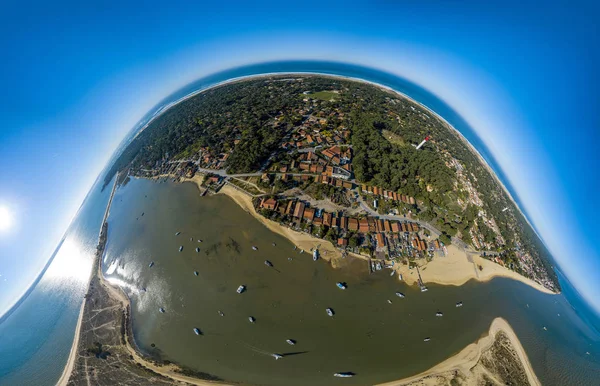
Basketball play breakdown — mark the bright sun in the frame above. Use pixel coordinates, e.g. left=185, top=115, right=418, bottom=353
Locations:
left=0, top=206, right=12, bottom=231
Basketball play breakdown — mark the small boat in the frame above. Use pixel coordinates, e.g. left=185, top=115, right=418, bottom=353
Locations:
left=193, top=328, right=202, bottom=335
left=179, top=246, right=183, bottom=252
left=456, top=301, right=463, bottom=307
left=300, top=249, right=304, bottom=254
left=313, top=249, right=319, bottom=261
left=326, top=308, right=334, bottom=317
left=195, top=247, right=200, bottom=253
left=197, top=239, right=203, bottom=243
left=334, top=372, right=355, bottom=378
left=543, top=326, right=548, bottom=331
left=399, top=274, right=403, bottom=281
left=272, top=353, right=283, bottom=360
left=294, top=246, right=297, bottom=250
left=265, top=260, right=273, bottom=267
left=387, top=299, right=392, bottom=304
left=390, top=270, right=395, bottom=276
left=423, top=337, right=431, bottom=342
left=248, top=316, right=256, bottom=323
left=148, top=261, right=154, bottom=268
left=375, top=262, right=382, bottom=270
left=189, top=237, right=193, bottom=241
left=420, top=286, right=428, bottom=292
left=159, top=307, right=165, bottom=313
left=336, top=282, right=347, bottom=290
left=194, top=271, right=199, bottom=276
left=252, top=246, right=258, bottom=251
left=286, top=339, right=296, bottom=345
left=272, top=242, right=276, bottom=247
left=141, top=287, right=147, bottom=292
left=218, top=310, right=224, bottom=317
left=175, top=232, right=181, bottom=236
left=237, top=285, right=246, bottom=294
left=436, top=312, right=443, bottom=317
left=395, top=292, right=405, bottom=298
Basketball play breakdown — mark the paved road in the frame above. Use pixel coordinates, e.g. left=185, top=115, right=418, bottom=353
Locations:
left=355, top=193, right=471, bottom=249
left=197, top=167, right=472, bottom=251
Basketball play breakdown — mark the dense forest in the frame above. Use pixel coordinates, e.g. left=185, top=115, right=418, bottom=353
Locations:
left=103, top=75, right=559, bottom=290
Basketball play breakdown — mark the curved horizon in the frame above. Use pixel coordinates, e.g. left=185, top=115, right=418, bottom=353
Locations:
left=2, top=60, right=596, bottom=325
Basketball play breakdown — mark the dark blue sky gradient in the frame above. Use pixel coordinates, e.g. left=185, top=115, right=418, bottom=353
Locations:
left=0, top=0, right=598, bottom=314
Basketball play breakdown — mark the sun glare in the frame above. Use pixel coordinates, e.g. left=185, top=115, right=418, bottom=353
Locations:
left=0, top=206, right=12, bottom=232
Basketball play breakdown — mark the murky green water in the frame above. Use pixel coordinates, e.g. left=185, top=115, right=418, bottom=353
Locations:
left=103, top=178, right=600, bottom=385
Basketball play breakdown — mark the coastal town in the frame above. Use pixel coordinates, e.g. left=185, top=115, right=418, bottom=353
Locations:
left=121, top=76, right=560, bottom=293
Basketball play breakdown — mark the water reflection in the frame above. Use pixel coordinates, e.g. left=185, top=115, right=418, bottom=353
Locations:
left=40, top=237, right=92, bottom=289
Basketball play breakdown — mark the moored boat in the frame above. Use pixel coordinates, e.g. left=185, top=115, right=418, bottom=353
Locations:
left=334, top=372, right=355, bottom=378
left=387, top=299, right=392, bottom=304
left=326, top=308, right=334, bottom=316
left=237, top=285, right=246, bottom=294
left=336, top=282, right=347, bottom=290
left=159, top=307, right=165, bottom=313
left=395, top=292, right=405, bottom=298
left=252, top=246, right=258, bottom=251
left=175, top=232, right=181, bottom=236
left=272, top=353, right=283, bottom=360
left=248, top=316, right=255, bottom=323
left=286, top=339, right=296, bottom=345
left=423, top=337, right=431, bottom=342
left=456, top=301, right=463, bottom=307
left=193, top=328, right=202, bottom=335
left=313, top=249, right=319, bottom=261
left=436, top=312, right=443, bottom=317
left=194, top=271, right=199, bottom=276
left=148, top=261, right=154, bottom=268
left=265, top=260, right=273, bottom=267
left=195, top=247, right=200, bottom=253
left=179, top=245, right=183, bottom=252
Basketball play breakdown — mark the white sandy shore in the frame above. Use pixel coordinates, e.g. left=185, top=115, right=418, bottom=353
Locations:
left=377, top=317, right=540, bottom=386
left=133, top=70, right=546, bottom=267
left=216, top=184, right=554, bottom=294
left=56, top=302, right=85, bottom=386
left=59, top=179, right=543, bottom=386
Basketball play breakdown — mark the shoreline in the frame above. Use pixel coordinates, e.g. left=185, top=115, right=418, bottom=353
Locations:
left=213, top=182, right=555, bottom=295
left=55, top=300, right=85, bottom=386
left=376, top=317, right=540, bottom=386
left=59, top=177, right=542, bottom=386
left=132, top=70, right=534, bottom=238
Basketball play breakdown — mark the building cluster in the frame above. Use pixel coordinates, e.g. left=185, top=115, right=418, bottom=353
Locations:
left=273, top=144, right=354, bottom=183
left=258, top=197, right=442, bottom=260
left=197, top=146, right=234, bottom=170
left=279, top=115, right=350, bottom=150
left=361, top=184, right=416, bottom=205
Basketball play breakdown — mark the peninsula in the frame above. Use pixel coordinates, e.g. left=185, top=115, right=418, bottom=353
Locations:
left=106, top=74, right=560, bottom=293
left=58, top=74, right=553, bottom=386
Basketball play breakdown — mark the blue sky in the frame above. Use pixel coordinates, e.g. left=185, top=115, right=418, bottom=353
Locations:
left=0, top=0, right=598, bottom=315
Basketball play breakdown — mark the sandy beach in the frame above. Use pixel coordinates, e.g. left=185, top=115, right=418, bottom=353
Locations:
left=55, top=302, right=85, bottom=386
left=215, top=183, right=555, bottom=295
left=394, top=244, right=555, bottom=295
left=377, top=317, right=540, bottom=386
